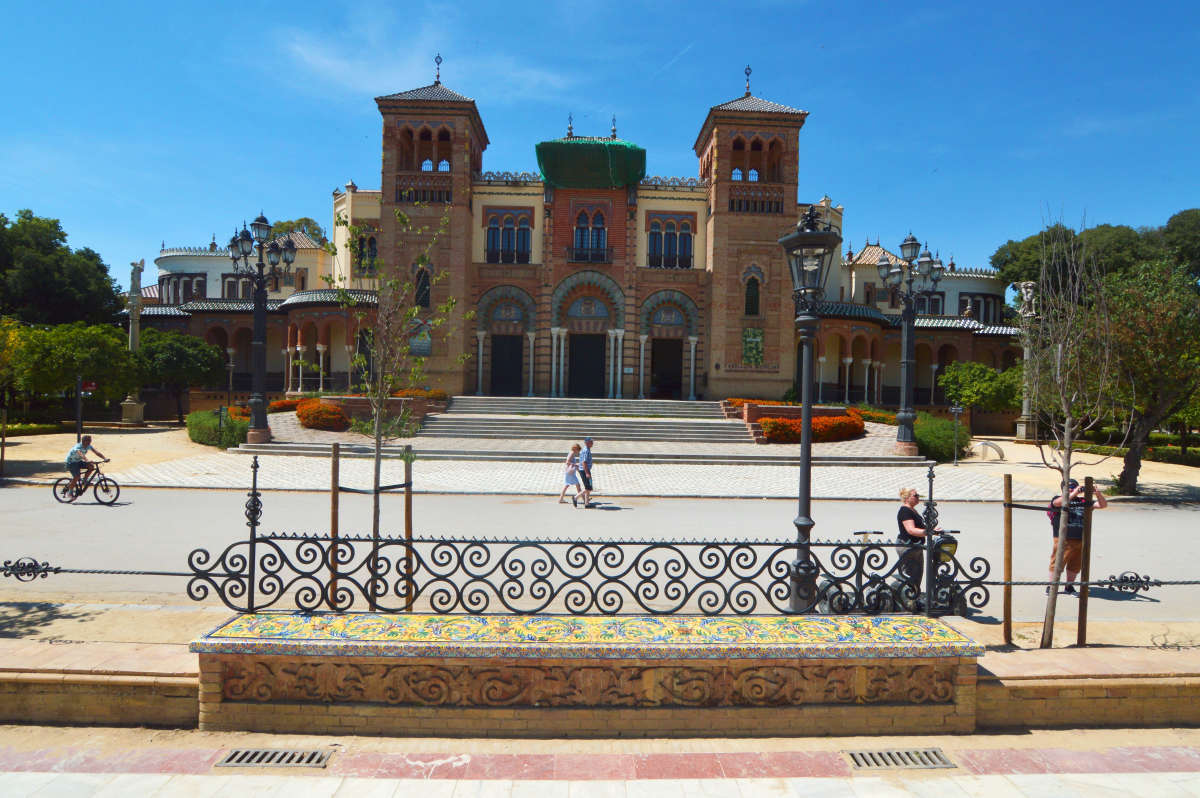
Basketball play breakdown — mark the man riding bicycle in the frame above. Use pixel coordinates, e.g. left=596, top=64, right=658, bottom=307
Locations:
left=65, top=435, right=108, bottom=495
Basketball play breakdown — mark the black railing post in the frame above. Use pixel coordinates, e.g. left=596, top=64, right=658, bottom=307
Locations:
left=922, top=464, right=939, bottom=617
left=244, top=455, right=261, bottom=612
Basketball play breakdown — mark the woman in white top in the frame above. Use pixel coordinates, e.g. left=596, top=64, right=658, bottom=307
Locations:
left=557, top=443, right=584, bottom=507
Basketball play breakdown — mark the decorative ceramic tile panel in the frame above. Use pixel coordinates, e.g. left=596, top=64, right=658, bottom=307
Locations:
left=192, top=613, right=981, bottom=659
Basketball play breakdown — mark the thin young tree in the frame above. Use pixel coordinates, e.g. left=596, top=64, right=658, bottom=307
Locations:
left=1023, top=219, right=1128, bottom=648
left=329, top=207, right=469, bottom=538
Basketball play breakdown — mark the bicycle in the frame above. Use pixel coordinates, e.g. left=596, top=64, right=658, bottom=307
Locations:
left=53, top=460, right=120, bottom=505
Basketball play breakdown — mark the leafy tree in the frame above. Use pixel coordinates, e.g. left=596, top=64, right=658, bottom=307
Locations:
left=990, top=223, right=1077, bottom=288
left=13, top=322, right=137, bottom=402
left=0, top=210, right=123, bottom=325
left=991, top=220, right=1164, bottom=289
left=1023, top=223, right=1126, bottom=649
left=1105, top=261, right=1200, bottom=493
left=937, top=361, right=1021, bottom=412
left=270, top=217, right=328, bottom=246
left=1163, top=208, right=1200, bottom=280
left=138, top=328, right=225, bottom=423
left=331, top=208, right=470, bottom=538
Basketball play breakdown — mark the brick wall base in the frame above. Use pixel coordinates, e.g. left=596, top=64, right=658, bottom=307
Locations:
left=978, top=677, right=1200, bottom=729
left=0, top=672, right=198, bottom=728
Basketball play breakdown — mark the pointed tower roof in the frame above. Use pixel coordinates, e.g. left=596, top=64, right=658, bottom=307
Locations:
left=693, top=68, right=807, bottom=154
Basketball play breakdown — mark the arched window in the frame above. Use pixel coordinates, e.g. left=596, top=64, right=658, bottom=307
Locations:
left=732, top=168, right=743, bottom=181
left=414, top=269, right=431, bottom=308
left=516, top=218, right=531, bottom=263
left=420, top=158, right=434, bottom=172
left=648, top=221, right=662, bottom=267
left=748, top=169, right=759, bottom=182
left=574, top=211, right=589, bottom=254
left=437, top=159, right=450, bottom=172
left=663, top=221, right=677, bottom=268
left=486, top=217, right=500, bottom=263
left=367, top=236, right=377, bottom=262
left=591, top=212, right=606, bottom=256
left=678, top=222, right=692, bottom=268
left=501, top=218, right=516, bottom=263
left=744, top=277, right=760, bottom=316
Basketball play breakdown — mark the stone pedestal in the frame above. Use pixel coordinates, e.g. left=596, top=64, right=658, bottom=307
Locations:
left=120, top=397, right=145, bottom=425
left=893, top=440, right=920, bottom=457
left=1014, top=416, right=1037, bottom=441
left=246, top=427, right=271, bottom=444
left=193, top=613, right=980, bottom=737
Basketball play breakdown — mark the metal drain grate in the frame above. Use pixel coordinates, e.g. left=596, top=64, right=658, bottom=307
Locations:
left=844, top=748, right=956, bottom=770
left=215, top=749, right=332, bottom=768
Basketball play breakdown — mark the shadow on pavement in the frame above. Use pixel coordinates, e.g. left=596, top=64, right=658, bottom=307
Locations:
left=0, top=601, right=98, bottom=639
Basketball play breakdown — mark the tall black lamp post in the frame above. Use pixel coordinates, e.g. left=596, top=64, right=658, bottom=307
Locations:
left=778, top=206, right=841, bottom=612
left=229, top=215, right=296, bottom=444
left=877, top=235, right=945, bottom=457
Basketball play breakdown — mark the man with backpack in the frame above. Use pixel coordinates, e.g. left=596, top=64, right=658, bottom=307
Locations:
left=1048, top=478, right=1107, bottom=594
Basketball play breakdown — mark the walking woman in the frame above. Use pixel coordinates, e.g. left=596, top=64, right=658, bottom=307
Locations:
left=558, top=443, right=585, bottom=507
left=895, top=487, right=941, bottom=609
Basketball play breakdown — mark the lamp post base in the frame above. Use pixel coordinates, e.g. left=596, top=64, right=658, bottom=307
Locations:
left=120, top=397, right=145, bottom=425
left=1015, top=416, right=1037, bottom=441
left=893, top=440, right=919, bottom=457
left=247, top=427, right=272, bottom=444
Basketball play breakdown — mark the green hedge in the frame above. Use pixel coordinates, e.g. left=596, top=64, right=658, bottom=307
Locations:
left=1, top=422, right=67, bottom=436
left=913, top=412, right=969, bottom=463
left=1074, top=443, right=1200, bottom=469
left=186, top=409, right=249, bottom=449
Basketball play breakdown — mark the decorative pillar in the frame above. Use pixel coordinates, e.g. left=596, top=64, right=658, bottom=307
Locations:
left=121, top=259, right=146, bottom=424
left=559, top=329, right=568, bottom=397
left=860, top=359, right=873, bottom=405
left=687, top=335, right=698, bottom=401
left=296, top=346, right=307, bottom=392
left=605, top=329, right=615, bottom=398
left=615, top=329, right=625, bottom=399
left=842, top=357, right=854, bottom=405
left=817, top=356, right=826, bottom=404
left=475, top=331, right=486, bottom=395
left=526, top=331, right=536, bottom=397
left=315, top=344, right=327, bottom=392
left=638, top=334, right=648, bottom=399
left=344, top=345, right=355, bottom=391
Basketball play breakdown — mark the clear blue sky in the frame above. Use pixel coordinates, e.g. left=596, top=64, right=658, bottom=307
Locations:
left=2, top=1, right=1196, bottom=289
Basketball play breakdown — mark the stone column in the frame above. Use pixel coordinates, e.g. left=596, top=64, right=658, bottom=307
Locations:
left=638, top=334, right=648, bottom=399
left=344, top=345, right=355, bottom=391
left=526, top=331, right=536, bottom=397
left=549, top=328, right=559, bottom=397
left=296, top=346, right=306, bottom=392
left=315, top=344, right=327, bottom=393
left=860, top=359, right=873, bottom=405
left=817, top=356, right=826, bottom=404
left=605, top=330, right=615, bottom=398
left=615, top=329, right=625, bottom=399
left=559, top=329, right=568, bottom=397
left=475, top=331, right=486, bottom=395
left=842, top=357, right=854, bottom=405
left=687, top=335, right=698, bottom=401
left=121, top=259, right=147, bottom=424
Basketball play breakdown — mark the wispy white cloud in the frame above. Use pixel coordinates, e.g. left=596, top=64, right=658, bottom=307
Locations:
left=649, top=41, right=696, bottom=79
left=275, top=8, right=574, bottom=105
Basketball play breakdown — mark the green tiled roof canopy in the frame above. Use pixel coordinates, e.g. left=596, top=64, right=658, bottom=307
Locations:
left=536, top=137, right=647, bottom=189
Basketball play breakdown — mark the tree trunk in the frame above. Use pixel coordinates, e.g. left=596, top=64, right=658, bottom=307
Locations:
left=1040, top=420, right=1073, bottom=649
left=174, top=388, right=184, bottom=424
left=1180, top=424, right=1189, bottom=456
left=1117, top=413, right=1155, bottom=495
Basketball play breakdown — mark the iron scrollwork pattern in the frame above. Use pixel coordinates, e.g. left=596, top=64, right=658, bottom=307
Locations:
left=183, top=534, right=991, bottom=616
left=2, top=558, right=58, bottom=581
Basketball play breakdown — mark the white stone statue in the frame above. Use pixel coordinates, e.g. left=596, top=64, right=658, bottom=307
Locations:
left=128, top=259, right=144, bottom=351
left=1018, top=281, right=1037, bottom=317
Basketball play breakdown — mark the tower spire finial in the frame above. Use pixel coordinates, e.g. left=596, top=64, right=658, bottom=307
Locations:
left=434, top=53, right=442, bottom=84
left=567, top=113, right=573, bottom=137
left=744, top=65, right=752, bottom=95
left=611, top=114, right=617, bottom=138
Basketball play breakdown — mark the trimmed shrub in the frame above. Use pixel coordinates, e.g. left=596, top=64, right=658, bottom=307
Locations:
left=1075, top=443, right=1200, bottom=469
left=268, top=398, right=302, bottom=413
left=1, top=422, right=67, bottom=436
left=913, top=412, right=969, bottom=462
left=759, top=412, right=865, bottom=443
left=854, top=404, right=898, bottom=425
left=297, top=400, right=350, bottom=431
left=185, top=409, right=249, bottom=449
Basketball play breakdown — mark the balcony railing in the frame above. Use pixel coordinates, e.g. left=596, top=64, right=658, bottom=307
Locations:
left=566, top=246, right=613, bottom=264
left=485, top=249, right=532, bottom=265
left=647, top=255, right=693, bottom=269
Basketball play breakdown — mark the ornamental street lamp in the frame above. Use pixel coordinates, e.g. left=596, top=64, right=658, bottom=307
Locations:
left=229, top=215, right=296, bottom=444
left=778, top=206, right=842, bottom=612
left=877, top=235, right=945, bottom=457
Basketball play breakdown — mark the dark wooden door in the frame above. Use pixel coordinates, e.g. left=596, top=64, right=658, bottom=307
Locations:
left=489, top=334, right=523, bottom=396
left=567, top=334, right=606, bottom=397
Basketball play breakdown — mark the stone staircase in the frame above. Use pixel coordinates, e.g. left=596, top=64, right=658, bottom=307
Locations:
left=444, top=396, right=726, bottom=419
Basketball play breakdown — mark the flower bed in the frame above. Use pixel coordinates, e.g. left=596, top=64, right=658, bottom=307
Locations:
left=297, top=400, right=350, bottom=431
left=724, top=397, right=795, bottom=409
left=759, top=410, right=865, bottom=443
left=268, top=398, right=303, bottom=413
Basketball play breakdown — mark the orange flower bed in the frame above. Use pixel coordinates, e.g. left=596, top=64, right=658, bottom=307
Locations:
left=759, top=411, right=865, bottom=443
left=391, top=388, right=450, bottom=401
left=297, top=400, right=350, bottom=431
left=226, top=405, right=251, bottom=421
left=724, top=397, right=795, bottom=409
left=268, top=398, right=302, bottom=413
